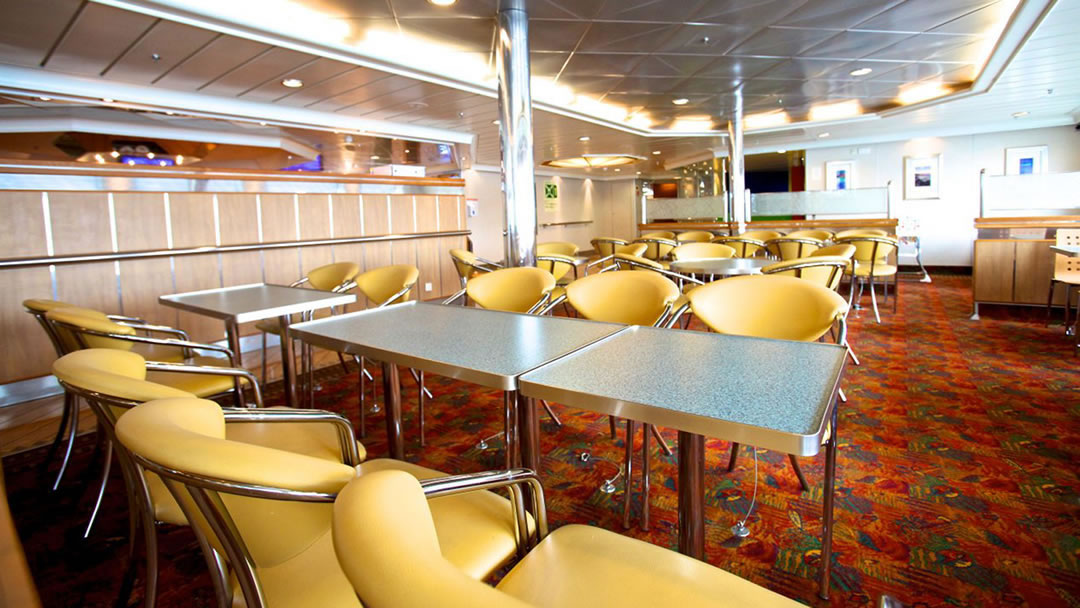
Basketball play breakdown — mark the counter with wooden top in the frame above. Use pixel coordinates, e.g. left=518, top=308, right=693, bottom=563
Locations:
left=639, top=218, right=898, bottom=236
left=972, top=216, right=1080, bottom=317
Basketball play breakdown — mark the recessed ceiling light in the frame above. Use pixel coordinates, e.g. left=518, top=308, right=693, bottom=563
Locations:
left=672, top=98, right=689, bottom=105
left=102, top=98, right=114, bottom=103
left=898, top=81, right=948, bottom=105
left=652, top=150, right=661, bottom=155
left=850, top=68, right=873, bottom=77
left=110, top=150, right=119, bottom=158
left=578, top=136, right=590, bottom=142
left=492, top=120, right=500, bottom=125
left=636, top=171, right=641, bottom=175
left=1012, top=111, right=1029, bottom=118
left=281, top=78, right=304, bottom=88
left=614, top=168, right=621, bottom=172
left=38, top=96, right=51, bottom=101
left=94, top=153, right=104, bottom=163
left=777, top=149, right=787, bottom=154
left=370, top=155, right=380, bottom=160
left=809, top=99, right=862, bottom=122
left=165, top=110, right=174, bottom=115
left=147, top=152, right=155, bottom=159
left=818, top=132, right=831, bottom=138
left=259, top=121, right=267, bottom=126
left=428, top=0, right=456, bottom=5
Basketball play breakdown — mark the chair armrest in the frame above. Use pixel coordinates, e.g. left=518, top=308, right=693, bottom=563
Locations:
left=474, top=257, right=504, bottom=269
left=537, top=293, right=567, bottom=316
left=103, top=333, right=237, bottom=365
left=419, top=468, right=548, bottom=550
left=664, top=301, right=691, bottom=329
left=115, top=322, right=191, bottom=341
left=107, top=314, right=148, bottom=324
left=442, top=288, right=467, bottom=305
left=585, top=254, right=614, bottom=275
left=525, top=292, right=552, bottom=315
left=220, top=408, right=361, bottom=466
left=144, top=362, right=262, bottom=408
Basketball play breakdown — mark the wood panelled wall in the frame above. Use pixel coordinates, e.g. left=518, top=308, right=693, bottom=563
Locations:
left=0, top=190, right=467, bottom=384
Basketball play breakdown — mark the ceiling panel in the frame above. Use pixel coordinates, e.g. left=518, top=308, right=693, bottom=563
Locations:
left=755, top=58, right=855, bottom=80
left=575, top=22, right=680, bottom=54
left=801, top=31, right=913, bottom=59
left=198, top=48, right=314, bottom=96
left=693, top=56, right=782, bottom=81
left=153, top=36, right=271, bottom=89
left=44, top=3, right=156, bottom=75
left=870, top=33, right=981, bottom=62
left=777, top=0, right=904, bottom=29
left=273, top=65, right=391, bottom=107
left=855, top=0, right=998, bottom=32
left=690, top=0, right=811, bottom=28
left=528, top=19, right=590, bottom=53
left=930, top=1, right=1013, bottom=34
left=242, top=58, right=356, bottom=102
left=727, top=27, right=838, bottom=57
left=307, top=74, right=421, bottom=112
left=651, top=24, right=755, bottom=55
left=103, top=21, right=220, bottom=83
left=397, top=17, right=495, bottom=52
left=392, top=0, right=497, bottom=19
left=0, top=0, right=82, bottom=67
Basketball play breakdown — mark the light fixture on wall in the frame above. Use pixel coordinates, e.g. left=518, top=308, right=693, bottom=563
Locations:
left=542, top=153, right=645, bottom=169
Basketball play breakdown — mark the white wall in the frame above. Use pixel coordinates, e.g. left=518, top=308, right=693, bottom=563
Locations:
left=463, top=168, right=637, bottom=260
left=804, top=125, right=1080, bottom=266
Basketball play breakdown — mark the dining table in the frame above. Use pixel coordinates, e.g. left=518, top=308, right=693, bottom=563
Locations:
left=668, top=257, right=772, bottom=278
left=159, top=283, right=356, bottom=408
left=289, top=301, right=624, bottom=464
left=518, top=324, right=847, bottom=600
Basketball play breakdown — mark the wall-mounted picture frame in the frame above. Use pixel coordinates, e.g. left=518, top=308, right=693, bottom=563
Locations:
left=825, top=160, right=854, bottom=191
left=1004, top=145, right=1048, bottom=175
left=904, top=154, right=941, bottom=200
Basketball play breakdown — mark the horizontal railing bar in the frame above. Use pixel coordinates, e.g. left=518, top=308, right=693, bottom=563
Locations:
left=540, top=220, right=593, bottom=227
left=0, top=230, right=471, bottom=269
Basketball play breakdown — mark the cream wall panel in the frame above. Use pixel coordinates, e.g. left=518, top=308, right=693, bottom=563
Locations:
left=49, top=192, right=111, bottom=255
left=173, top=254, right=222, bottom=343
left=416, top=238, right=442, bottom=300
left=389, top=195, right=416, bottom=234
left=298, top=194, right=332, bottom=240
left=0, top=268, right=55, bottom=382
left=261, top=194, right=298, bottom=243
left=264, top=248, right=301, bottom=286
left=332, top=194, right=362, bottom=238
left=362, top=195, right=390, bottom=236
left=437, top=195, right=460, bottom=232
left=415, top=195, right=438, bottom=233
left=114, top=192, right=167, bottom=251
left=168, top=193, right=216, bottom=248
left=55, top=262, right=118, bottom=317
left=217, top=194, right=260, bottom=245
left=118, top=258, right=177, bottom=327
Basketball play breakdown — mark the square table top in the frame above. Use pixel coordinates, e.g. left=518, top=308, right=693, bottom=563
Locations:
left=1051, top=245, right=1080, bottom=258
left=159, top=283, right=356, bottom=323
left=519, top=325, right=847, bottom=456
left=290, top=301, right=625, bottom=390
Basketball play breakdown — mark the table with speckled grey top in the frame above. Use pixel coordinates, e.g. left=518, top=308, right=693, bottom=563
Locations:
left=519, top=324, right=847, bottom=600
left=290, top=301, right=625, bottom=463
left=160, top=283, right=356, bottom=408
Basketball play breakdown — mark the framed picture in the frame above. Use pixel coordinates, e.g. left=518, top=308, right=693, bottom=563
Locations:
left=825, top=160, right=854, bottom=191
left=904, top=155, right=941, bottom=200
left=1005, top=145, right=1047, bottom=175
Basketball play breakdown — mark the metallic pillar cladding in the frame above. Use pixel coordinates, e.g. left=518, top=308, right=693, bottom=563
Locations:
left=497, top=0, right=537, bottom=269
left=727, top=87, right=746, bottom=233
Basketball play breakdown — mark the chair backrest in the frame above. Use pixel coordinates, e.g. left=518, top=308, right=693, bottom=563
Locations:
left=615, top=242, right=648, bottom=257
left=764, top=237, right=823, bottom=261
left=787, top=229, right=833, bottom=241
left=740, top=230, right=783, bottom=242
left=1054, top=229, right=1080, bottom=278
left=640, top=231, right=676, bottom=240
left=355, top=264, right=419, bottom=306
left=45, top=307, right=137, bottom=352
left=466, top=267, right=556, bottom=313
left=671, top=242, right=736, bottom=261
left=633, top=237, right=677, bottom=261
left=675, top=231, right=714, bottom=243
left=762, top=256, right=848, bottom=291
left=835, top=236, right=898, bottom=265
left=116, top=398, right=357, bottom=606
left=306, top=262, right=361, bottom=292
left=23, top=298, right=97, bottom=356
left=449, top=249, right=484, bottom=284
left=711, top=236, right=766, bottom=258
left=333, top=469, right=526, bottom=608
left=535, top=254, right=575, bottom=282
left=53, top=349, right=193, bottom=414
left=536, top=241, right=579, bottom=257
left=811, top=244, right=856, bottom=260
left=590, top=237, right=629, bottom=257
left=835, top=228, right=887, bottom=239
left=565, top=270, right=678, bottom=326
left=688, top=275, right=848, bottom=342
left=612, top=253, right=664, bottom=271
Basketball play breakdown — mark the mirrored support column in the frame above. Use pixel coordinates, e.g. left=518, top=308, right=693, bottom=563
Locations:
left=726, top=86, right=746, bottom=233
left=497, top=0, right=537, bottom=268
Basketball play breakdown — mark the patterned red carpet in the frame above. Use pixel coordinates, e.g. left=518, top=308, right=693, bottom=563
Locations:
left=3, top=274, right=1079, bottom=607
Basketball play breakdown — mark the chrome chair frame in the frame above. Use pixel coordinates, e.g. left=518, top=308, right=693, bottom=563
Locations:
left=836, top=235, right=900, bottom=323
left=535, top=254, right=579, bottom=282
left=72, top=382, right=356, bottom=608
left=450, top=251, right=503, bottom=289
left=764, top=237, right=824, bottom=261
left=762, top=258, right=847, bottom=291
left=631, top=237, right=678, bottom=262
left=711, top=236, right=769, bottom=258
left=130, top=443, right=542, bottom=608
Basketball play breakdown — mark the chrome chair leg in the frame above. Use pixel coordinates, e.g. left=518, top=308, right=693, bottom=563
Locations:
left=418, top=370, right=426, bottom=447
left=42, top=392, right=74, bottom=478
left=893, top=273, right=899, bottom=313
left=142, top=497, right=160, bottom=608
left=356, top=355, right=366, bottom=438
left=408, top=368, right=433, bottom=400
left=53, top=393, right=80, bottom=491
left=608, top=415, right=617, bottom=439
left=622, top=418, right=636, bottom=530
left=540, top=400, right=562, bottom=426
left=651, top=424, right=672, bottom=457
left=869, top=276, right=881, bottom=323
left=84, top=440, right=113, bottom=537
left=1046, top=280, right=1058, bottom=326
left=260, top=333, right=268, bottom=386
left=789, top=454, right=810, bottom=493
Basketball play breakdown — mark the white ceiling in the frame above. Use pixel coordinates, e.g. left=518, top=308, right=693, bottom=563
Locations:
left=0, top=0, right=1075, bottom=172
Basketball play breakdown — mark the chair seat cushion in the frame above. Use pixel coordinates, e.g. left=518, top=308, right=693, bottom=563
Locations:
left=358, top=459, right=529, bottom=580
left=226, top=411, right=367, bottom=463
left=496, top=524, right=801, bottom=607
left=233, top=530, right=361, bottom=608
left=853, top=261, right=897, bottom=277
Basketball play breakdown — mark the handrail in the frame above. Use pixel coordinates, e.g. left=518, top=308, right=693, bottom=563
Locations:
left=0, top=229, right=471, bottom=269
left=540, top=220, right=593, bottom=228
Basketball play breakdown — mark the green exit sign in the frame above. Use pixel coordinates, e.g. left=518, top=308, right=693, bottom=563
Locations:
left=544, top=182, right=558, bottom=199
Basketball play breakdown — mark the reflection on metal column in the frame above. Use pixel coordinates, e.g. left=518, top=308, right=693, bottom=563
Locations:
left=497, top=0, right=537, bottom=268
left=726, top=86, right=746, bottom=233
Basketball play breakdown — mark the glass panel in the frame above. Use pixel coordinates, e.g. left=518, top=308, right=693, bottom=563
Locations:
left=981, top=172, right=1080, bottom=217
left=750, top=187, right=889, bottom=217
